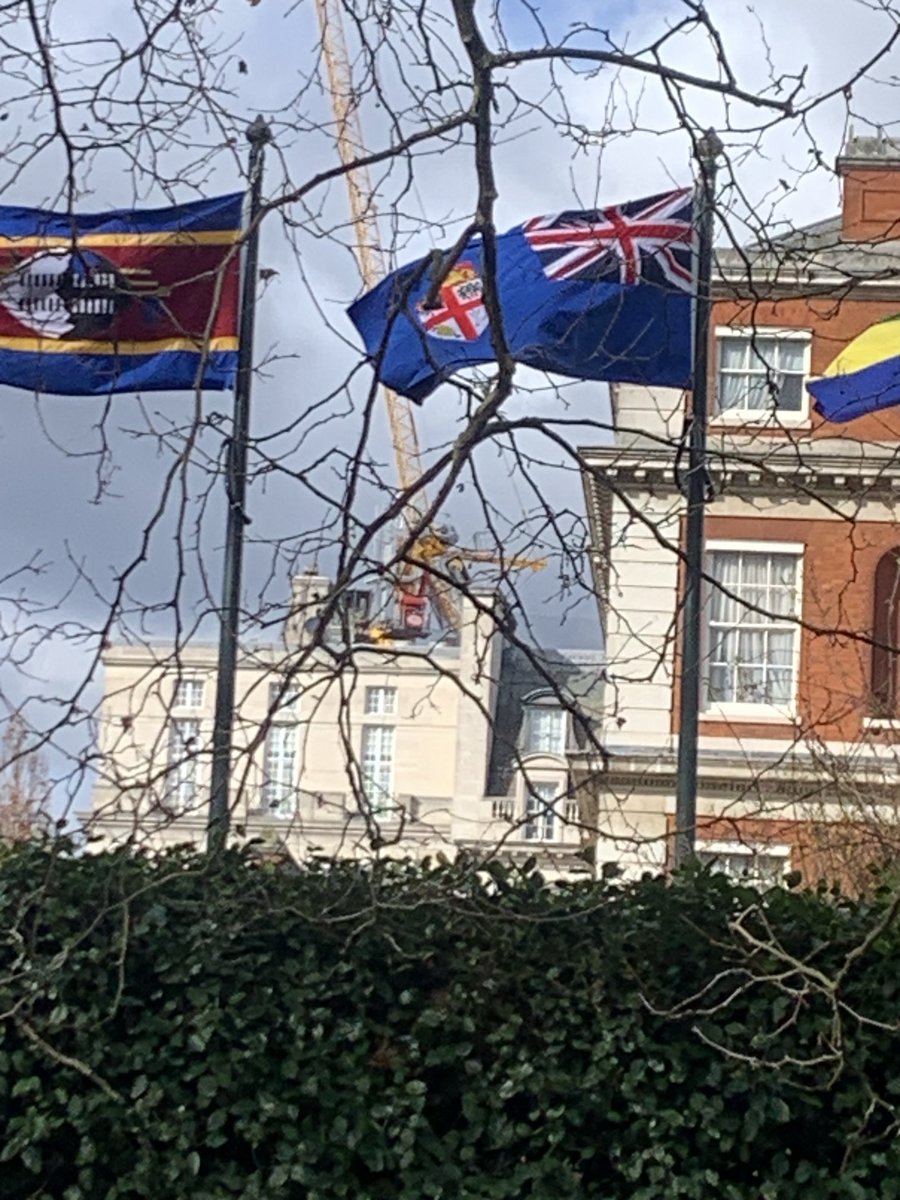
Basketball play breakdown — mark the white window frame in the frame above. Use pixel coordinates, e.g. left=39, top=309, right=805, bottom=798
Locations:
left=364, top=685, right=397, bottom=716
left=166, top=717, right=201, bottom=810
left=262, top=722, right=297, bottom=814
left=173, top=677, right=204, bottom=709
left=714, top=326, right=811, bottom=426
left=361, top=724, right=395, bottom=813
left=523, top=703, right=567, bottom=756
left=697, top=840, right=791, bottom=886
left=524, top=780, right=558, bottom=842
left=702, top=540, right=804, bottom=722
left=268, top=680, right=299, bottom=716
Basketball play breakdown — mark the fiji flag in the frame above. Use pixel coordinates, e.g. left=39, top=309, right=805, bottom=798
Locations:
left=348, top=189, right=695, bottom=402
left=0, top=193, right=241, bottom=395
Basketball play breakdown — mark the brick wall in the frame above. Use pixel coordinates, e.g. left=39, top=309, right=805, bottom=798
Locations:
left=669, top=513, right=900, bottom=742
left=710, top=293, right=900, bottom=441
left=840, top=167, right=900, bottom=242
left=669, top=813, right=900, bottom=892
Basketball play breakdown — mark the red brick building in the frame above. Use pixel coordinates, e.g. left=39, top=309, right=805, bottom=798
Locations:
left=580, top=134, right=900, bottom=887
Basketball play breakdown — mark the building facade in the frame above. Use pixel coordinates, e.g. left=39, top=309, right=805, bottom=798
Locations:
left=84, top=570, right=604, bottom=871
left=580, top=134, right=900, bottom=886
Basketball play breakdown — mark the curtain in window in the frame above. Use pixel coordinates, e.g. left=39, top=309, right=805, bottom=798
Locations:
left=707, top=550, right=798, bottom=706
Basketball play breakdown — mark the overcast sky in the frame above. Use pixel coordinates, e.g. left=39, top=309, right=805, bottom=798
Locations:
left=0, top=0, right=897, bottom=810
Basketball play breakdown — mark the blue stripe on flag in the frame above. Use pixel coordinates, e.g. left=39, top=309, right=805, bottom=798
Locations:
left=0, top=193, right=243, bottom=239
left=0, top=347, right=238, bottom=394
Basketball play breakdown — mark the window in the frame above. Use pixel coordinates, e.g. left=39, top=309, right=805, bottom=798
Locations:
left=167, top=718, right=200, bottom=809
left=365, top=686, right=397, bottom=716
left=716, top=330, right=809, bottom=418
left=524, top=704, right=567, bottom=755
left=697, top=844, right=787, bottom=886
left=173, top=677, right=204, bottom=708
left=525, top=781, right=558, bottom=841
left=706, top=547, right=801, bottom=710
left=361, top=725, right=394, bottom=812
left=262, top=723, right=297, bottom=813
left=268, top=681, right=299, bottom=716
left=871, top=549, right=900, bottom=717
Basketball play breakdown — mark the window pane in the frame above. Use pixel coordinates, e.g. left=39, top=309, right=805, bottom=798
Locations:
left=167, top=718, right=200, bottom=808
left=361, top=724, right=394, bottom=812
left=708, top=627, right=734, bottom=664
left=736, top=665, right=765, bottom=702
left=268, top=681, right=299, bottom=714
left=742, top=376, right=772, bottom=410
left=526, top=707, right=566, bottom=754
left=525, top=782, right=557, bottom=841
left=263, top=723, right=296, bottom=813
left=365, top=686, right=397, bottom=716
left=750, top=337, right=778, bottom=364
left=766, top=669, right=793, bottom=705
left=777, top=374, right=803, bottom=411
left=740, top=586, right=767, bottom=623
left=767, top=631, right=794, bottom=667
left=717, top=373, right=748, bottom=412
left=770, top=555, right=797, bottom=586
left=737, top=629, right=766, bottom=665
left=709, top=550, right=739, bottom=583
left=778, top=340, right=806, bottom=372
left=709, top=552, right=740, bottom=623
left=174, top=678, right=204, bottom=708
left=708, top=664, right=732, bottom=703
left=718, top=338, right=747, bottom=369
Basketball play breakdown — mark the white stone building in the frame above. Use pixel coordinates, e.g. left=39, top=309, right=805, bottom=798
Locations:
left=83, top=569, right=605, bottom=870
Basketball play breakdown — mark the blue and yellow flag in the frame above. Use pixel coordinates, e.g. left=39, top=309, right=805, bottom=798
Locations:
left=809, top=316, right=900, bottom=422
left=0, top=193, right=241, bottom=395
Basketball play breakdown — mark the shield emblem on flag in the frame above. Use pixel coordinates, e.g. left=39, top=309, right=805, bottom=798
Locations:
left=0, top=249, right=159, bottom=340
left=417, top=261, right=487, bottom=342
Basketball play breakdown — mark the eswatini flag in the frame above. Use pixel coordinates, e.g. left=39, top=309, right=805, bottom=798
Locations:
left=0, top=193, right=241, bottom=395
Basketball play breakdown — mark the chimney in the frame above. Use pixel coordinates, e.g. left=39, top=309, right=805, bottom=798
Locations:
left=837, top=129, right=900, bottom=242
left=284, top=568, right=332, bottom=647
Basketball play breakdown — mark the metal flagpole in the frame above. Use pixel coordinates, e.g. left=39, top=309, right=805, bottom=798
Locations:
left=207, top=115, right=271, bottom=854
left=673, top=129, right=722, bottom=869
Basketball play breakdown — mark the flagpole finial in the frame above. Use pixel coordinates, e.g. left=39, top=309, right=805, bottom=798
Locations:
left=696, top=128, right=723, bottom=167
left=247, top=115, right=272, bottom=145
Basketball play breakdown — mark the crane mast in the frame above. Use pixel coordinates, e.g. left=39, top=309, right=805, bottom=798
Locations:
left=315, top=0, right=424, bottom=498
left=315, top=0, right=463, bottom=634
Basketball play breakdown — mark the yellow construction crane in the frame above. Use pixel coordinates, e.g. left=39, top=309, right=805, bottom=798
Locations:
left=315, top=0, right=544, bottom=637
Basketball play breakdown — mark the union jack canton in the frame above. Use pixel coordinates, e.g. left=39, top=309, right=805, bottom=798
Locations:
left=522, top=188, right=694, bottom=292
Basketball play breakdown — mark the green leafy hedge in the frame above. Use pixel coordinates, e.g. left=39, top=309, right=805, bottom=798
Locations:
left=2, top=842, right=900, bottom=1198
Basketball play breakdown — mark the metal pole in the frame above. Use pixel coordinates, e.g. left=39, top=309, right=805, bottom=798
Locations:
left=207, top=115, right=271, bottom=854
left=673, top=129, right=722, bottom=869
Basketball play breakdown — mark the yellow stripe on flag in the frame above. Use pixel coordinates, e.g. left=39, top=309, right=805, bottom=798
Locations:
left=824, top=316, right=900, bottom=378
left=0, top=335, right=239, bottom=355
left=0, top=230, right=241, bottom=250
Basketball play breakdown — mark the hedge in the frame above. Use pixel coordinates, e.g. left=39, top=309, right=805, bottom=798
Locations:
left=1, top=842, right=900, bottom=1198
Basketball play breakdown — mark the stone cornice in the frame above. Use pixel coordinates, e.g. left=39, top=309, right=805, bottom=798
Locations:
left=580, top=443, right=900, bottom=497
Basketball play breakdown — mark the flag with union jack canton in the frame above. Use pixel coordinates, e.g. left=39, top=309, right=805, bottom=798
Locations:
left=348, top=187, right=695, bottom=404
